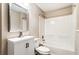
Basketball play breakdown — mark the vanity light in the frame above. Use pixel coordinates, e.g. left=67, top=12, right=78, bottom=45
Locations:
left=16, top=3, right=29, bottom=9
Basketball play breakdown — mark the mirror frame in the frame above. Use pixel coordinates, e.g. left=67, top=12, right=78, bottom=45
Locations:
left=8, top=3, right=29, bottom=32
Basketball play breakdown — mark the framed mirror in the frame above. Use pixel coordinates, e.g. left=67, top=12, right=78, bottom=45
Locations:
left=8, top=3, right=29, bottom=32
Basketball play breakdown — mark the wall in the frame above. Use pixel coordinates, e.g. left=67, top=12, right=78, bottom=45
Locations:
left=1, top=3, right=43, bottom=54
left=1, top=3, right=22, bottom=55
left=45, top=5, right=72, bottom=18
left=45, top=15, right=75, bottom=52
left=29, top=3, right=44, bottom=37
left=74, top=4, right=79, bottom=54
left=0, top=4, right=2, bottom=54
left=39, top=15, right=45, bottom=39
left=1, top=3, right=8, bottom=55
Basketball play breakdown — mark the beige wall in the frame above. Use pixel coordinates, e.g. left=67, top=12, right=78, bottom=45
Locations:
left=45, top=5, right=72, bottom=18
left=1, top=3, right=8, bottom=55
left=74, top=4, right=79, bottom=54
left=0, top=4, right=2, bottom=54
left=1, top=3, right=20, bottom=55
left=39, top=15, right=45, bottom=39
left=0, top=3, right=43, bottom=55
left=29, top=3, right=44, bottom=37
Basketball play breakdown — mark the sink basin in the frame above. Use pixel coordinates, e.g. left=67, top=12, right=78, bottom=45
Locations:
left=22, top=36, right=34, bottom=40
left=8, top=36, right=34, bottom=43
left=8, top=37, right=21, bottom=42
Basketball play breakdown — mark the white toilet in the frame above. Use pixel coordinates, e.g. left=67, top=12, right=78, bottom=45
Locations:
left=34, top=38, right=51, bottom=55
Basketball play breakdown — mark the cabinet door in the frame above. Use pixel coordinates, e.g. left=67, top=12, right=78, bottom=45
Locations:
left=14, top=39, right=35, bottom=55
left=26, top=39, right=35, bottom=55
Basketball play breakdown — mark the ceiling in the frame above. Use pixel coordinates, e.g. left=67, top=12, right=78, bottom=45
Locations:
left=36, top=3, right=72, bottom=12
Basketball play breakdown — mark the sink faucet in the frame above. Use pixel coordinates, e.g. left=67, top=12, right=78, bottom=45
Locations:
left=19, top=32, right=23, bottom=37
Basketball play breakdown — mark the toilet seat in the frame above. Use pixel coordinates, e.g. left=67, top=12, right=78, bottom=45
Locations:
left=36, top=46, right=50, bottom=55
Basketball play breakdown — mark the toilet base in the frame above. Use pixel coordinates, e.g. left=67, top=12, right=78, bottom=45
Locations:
left=34, top=49, right=51, bottom=55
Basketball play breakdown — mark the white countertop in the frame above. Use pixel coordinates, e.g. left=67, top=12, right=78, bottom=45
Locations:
left=8, top=36, right=34, bottom=42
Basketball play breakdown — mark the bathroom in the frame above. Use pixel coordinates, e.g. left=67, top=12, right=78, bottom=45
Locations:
left=0, top=3, right=79, bottom=55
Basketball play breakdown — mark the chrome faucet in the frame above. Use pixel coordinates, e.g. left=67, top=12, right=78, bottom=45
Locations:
left=19, top=32, right=23, bottom=37
left=42, top=35, right=45, bottom=41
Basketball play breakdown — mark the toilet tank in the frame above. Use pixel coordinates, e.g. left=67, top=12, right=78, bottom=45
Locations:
left=8, top=36, right=35, bottom=55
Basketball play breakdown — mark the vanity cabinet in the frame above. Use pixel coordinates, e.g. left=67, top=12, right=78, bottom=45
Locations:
left=8, top=36, right=35, bottom=55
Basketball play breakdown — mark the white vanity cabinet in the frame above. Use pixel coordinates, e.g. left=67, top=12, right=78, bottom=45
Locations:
left=8, top=36, right=35, bottom=55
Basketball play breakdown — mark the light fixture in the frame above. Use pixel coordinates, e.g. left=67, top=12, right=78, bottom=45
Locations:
left=16, top=3, right=29, bottom=9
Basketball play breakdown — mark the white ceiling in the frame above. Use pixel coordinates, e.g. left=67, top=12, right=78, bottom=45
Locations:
left=36, top=3, right=72, bottom=12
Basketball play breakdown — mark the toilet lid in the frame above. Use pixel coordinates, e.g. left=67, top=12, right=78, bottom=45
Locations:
left=36, top=46, right=50, bottom=53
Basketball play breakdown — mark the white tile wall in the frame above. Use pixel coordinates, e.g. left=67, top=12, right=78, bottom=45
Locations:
left=45, top=15, right=75, bottom=51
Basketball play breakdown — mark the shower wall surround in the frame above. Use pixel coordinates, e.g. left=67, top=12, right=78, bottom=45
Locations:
left=45, top=15, right=75, bottom=52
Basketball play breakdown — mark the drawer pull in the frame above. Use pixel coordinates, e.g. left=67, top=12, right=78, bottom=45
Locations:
left=26, top=43, right=29, bottom=48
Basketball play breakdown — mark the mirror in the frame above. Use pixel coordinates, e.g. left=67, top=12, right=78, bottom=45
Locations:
left=8, top=3, right=29, bottom=32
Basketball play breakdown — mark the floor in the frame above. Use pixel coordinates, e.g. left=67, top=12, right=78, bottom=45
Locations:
left=34, top=47, right=75, bottom=55
left=49, top=47, right=75, bottom=55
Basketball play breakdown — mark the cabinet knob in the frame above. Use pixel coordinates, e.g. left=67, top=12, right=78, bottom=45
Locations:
left=26, top=43, right=29, bottom=48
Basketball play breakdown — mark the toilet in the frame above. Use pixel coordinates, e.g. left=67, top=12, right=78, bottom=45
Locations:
left=34, top=38, right=51, bottom=55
